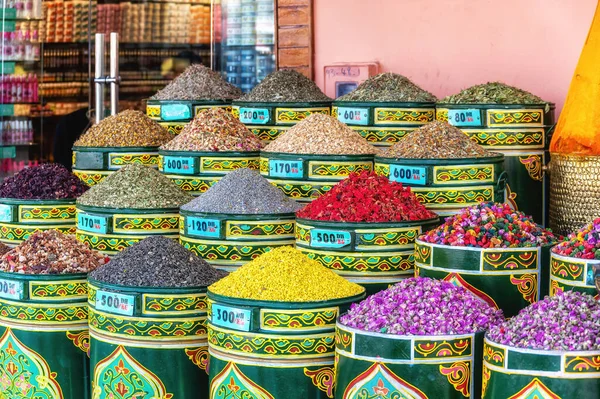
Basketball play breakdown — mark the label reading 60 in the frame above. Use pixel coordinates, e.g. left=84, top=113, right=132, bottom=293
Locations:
left=239, top=107, right=270, bottom=124
left=0, top=278, right=24, bottom=300
left=310, top=229, right=352, bottom=249
left=389, top=165, right=427, bottom=186
left=95, top=290, right=135, bottom=316
left=187, top=217, right=221, bottom=238
left=337, top=107, right=369, bottom=126
left=211, top=303, right=252, bottom=331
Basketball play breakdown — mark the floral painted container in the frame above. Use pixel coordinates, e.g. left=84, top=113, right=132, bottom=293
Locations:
left=375, top=154, right=506, bottom=217
left=88, top=278, right=210, bottom=399
left=232, top=101, right=332, bottom=142
left=482, top=338, right=600, bottom=398
left=260, top=152, right=374, bottom=202
left=0, top=271, right=91, bottom=398
left=295, top=217, right=439, bottom=295
left=146, top=99, right=233, bottom=135
left=414, top=240, right=553, bottom=318
left=550, top=252, right=600, bottom=297
left=207, top=290, right=365, bottom=399
left=0, top=198, right=77, bottom=245
left=436, top=103, right=555, bottom=225
left=335, top=323, right=484, bottom=399
left=332, top=101, right=436, bottom=147
left=158, top=150, right=260, bottom=196
left=179, top=210, right=296, bottom=272
left=76, top=204, right=180, bottom=255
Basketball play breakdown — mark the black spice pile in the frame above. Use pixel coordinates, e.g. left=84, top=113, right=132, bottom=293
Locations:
left=0, top=164, right=89, bottom=200
left=238, top=70, right=331, bottom=103
left=89, top=236, right=228, bottom=287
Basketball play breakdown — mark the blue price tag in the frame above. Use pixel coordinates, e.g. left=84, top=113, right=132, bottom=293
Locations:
left=447, top=109, right=482, bottom=127
left=78, top=213, right=109, bottom=234
left=211, top=303, right=252, bottom=332
left=389, top=165, right=427, bottom=186
left=2, top=62, right=15, bottom=75
left=239, top=108, right=270, bottom=124
left=0, top=278, right=23, bottom=300
left=187, top=217, right=221, bottom=238
left=0, top=105, right=14, bottom=117
left=269, top=160, right=303, bottom=178
left=337, top=107, right=370, bottom=126
left=95, top=290, right=136, bottom=316
left=0, top=205, right=12, bottom=222
left=310, top=229, right=352, bottom=249
left=161, top=104, right=192, bottom=121
left=163, top=156, right=196, bottom=175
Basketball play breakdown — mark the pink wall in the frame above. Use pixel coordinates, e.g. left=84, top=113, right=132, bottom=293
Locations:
left=313, top=0, right=596, bottom=114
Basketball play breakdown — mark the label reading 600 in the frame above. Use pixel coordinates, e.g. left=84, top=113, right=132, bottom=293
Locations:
left=163, top=156, right=196, bottom=175
left=239, top=107, right=270, bottom=124
left=187, top=217, right=221, bottom=238
left=211, top=303, right=252, bottom=331
left=389, top=165, right=427, bottom=186
left=310, top=229, right=352, bottom=249
left=0, top=278, right=24, bottom=300
left=95, top=290, right=135, bottom=316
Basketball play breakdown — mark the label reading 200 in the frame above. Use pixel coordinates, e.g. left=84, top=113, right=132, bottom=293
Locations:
left=211, top=303, right=252, bottom=331
left=95, top=290, right=135, bottom=316
left=0, top=278, right=23, bottom=300
left=239, top=108, right=270, bottom=124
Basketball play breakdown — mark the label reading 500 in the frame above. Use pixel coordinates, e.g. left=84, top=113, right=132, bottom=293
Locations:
left=187, top=217, right=221, bottom=238
left=239, top=107, right=270, bottom=124
left=389, top=165, right=427, bottom=186
left=310, top=229, right=352, bottom=249
left=211, top=303, right=252, bottom=331
left=78, top=213, right=109, bottom=234
left=95, top=290, right=135, bottom=316
left=0, top=278, right=23, bottom=300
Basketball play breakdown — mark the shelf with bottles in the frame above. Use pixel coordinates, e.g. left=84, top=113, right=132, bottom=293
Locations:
left=1, top=0, right=44, bottom=20
left=0, top=118, right=36, bottom=145
left=1, top=21, right=42, bottom=62
left=1, top=73, right=39, bottom=104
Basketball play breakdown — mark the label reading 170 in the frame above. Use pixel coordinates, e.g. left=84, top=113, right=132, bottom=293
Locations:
left=447, top=109, right=482, bottom=127
left=211, top=303, right=252, bottom=332
left=0, top=278, right=24, bottom=300
left=163, top=156, right=196, bottom=175
left=95, top=290, right=135, bottom=316
left=187, top=217, right=221, bottom=238
left=269, top=160, right=303, bottom=178
left=239, top=108, right=270, bottom=124
left=78, top=213, right=109, bottom=234
left=337, top=107, right=370, bottom=126
left=310, top=229, right=352, bottom=249
left=389, top=165, right=427, bottom=186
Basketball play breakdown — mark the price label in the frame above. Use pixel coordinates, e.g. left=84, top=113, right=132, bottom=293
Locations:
left=2, top=21, right=16, bottom=32
left=447, top=109, right=482, bottom=127
left=389, top=165, right=427, bottom=186
left=0, top=8, right=17, bottom=19
left=2, top=62, right=15, bottom=75
left=310, top=229, right=352, bottom=249
left=163, top=156, right=196, bottom=175
left=0, top=278, right=23, bottom=300
left=211, top=303, right=252, bottom=332
left=239, top=108, right=270, bottom=124
left=95, top=290, right=135, bottom=316
left=161, top=104, right=192, bottom=121
left=337, top=107, right=370, bottom=126
left=187, top=217, right=221, bottom=238
left=269, top=160, right=303, bottom=178
left=0, top=105, right=14, bottom=117
left=0, top=205, right=12, bottom=222
left=77, top=213, right=109, bottom=234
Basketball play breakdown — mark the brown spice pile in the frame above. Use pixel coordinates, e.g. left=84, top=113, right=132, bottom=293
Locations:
left=0, top=243, right=10, bottom=257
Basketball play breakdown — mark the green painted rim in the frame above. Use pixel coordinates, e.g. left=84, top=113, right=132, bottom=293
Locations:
left=76, top=204, right=182, bottom=214
left=159, top=149, right=261, bottom=157
left=72, top=146, right=160, bottom=152
left=0, top=198, right=77, bottom=205
left=436, top=102, right=555, bottom=110
left=233, top=101, right=332, bottom=108
left=146, top=99, right=233, bottom=106
left=180, top=209, right=297, bottom=220
left=374, top=154, right=505, bottom=164
left=415, top=238, right=557, bottom=251
left=207, top=290, right=366, bottom=309
left=88, top=277, right=209, bottom=294
left=261, top=151, right=375, bottom=160
left=483, top=337, right=600, bottom=358
left=332, top=101, right=436, bottom=108
left=0, top=270, right=88, bottom=281
left=296, top=217, right=439, bottom=229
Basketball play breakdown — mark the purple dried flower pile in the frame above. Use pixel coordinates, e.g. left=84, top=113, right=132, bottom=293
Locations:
left=0, top=164, right=89, bottom=200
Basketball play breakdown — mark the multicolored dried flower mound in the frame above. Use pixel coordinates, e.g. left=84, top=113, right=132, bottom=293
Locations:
left=420, top=202, right=557, bottom=248
left=340, top=277, right=504, bottom=335
left=336, top=72, right=437, bottom=103
left=487, top=291, right=600, bottom=351
left=296, top=171, right=436, bottom=223
left=208, top=246, right=364, bottom=302
left=0, top=163, right=89, bottom=200
left=552, top=218, right=600, bottom=259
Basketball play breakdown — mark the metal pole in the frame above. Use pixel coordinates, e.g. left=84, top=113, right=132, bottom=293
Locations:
left=94, top=33, right=105, bottom=124
left=109, top=32, right=119, bottom=115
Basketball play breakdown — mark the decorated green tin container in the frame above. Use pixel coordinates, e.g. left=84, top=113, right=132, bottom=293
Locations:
left=88, top=278, right=210, bottom=399
left=295, top=217, right=439, bottom=294
left=332, top=101, right=436, bottom=147
left=436, top=103, right=555, bottom=225
left=76, top=204, right=180, bottom=255
left=374, top=155, right=506, bottom=217
left=414, top=240, right=552, bottom=317
left=207, top=290, right=365, bottom=399
left=72, top=146, right=161, bottom=186
left=146, top=99, right=233, bottom=135
left=549, top=252, right=600, bottom=297
left=260, top=152, right=374, bottom=202
left=0, top=198, right=77, bottom=245
left=0, top=271, right=91, bottom=398
left=158, top=149, right=260, bottom=196
left=232, top=101, right=332, bottom=142
left=179, top=210, right=296, bottom=272
left=335, top=323, right=484, bottom=399
left=482, top=338, right=600, bottom=398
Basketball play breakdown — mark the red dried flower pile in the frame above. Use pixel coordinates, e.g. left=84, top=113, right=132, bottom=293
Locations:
left=296, top=171, right=436, bottom=223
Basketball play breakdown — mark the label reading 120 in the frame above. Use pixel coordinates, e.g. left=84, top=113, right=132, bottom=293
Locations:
left=269, top=160, right=303, bottom=178
left=95, top=290, right=136, bottom=316
left=239, top=108, right=270, bottom=124
left=310, top=229, right=352, bottom=249
left=187, top=217, right=221, bottom=238
left=78, top=213, right=109, bottom=234
left=389, top=165, right=427, bottom=186
left=211, top=303, right=252, bottom=331
left=337, top=107, right=369, bottom=126
left=447, top=109, right=482, bottom=127
left=0, top=278, right=23, bottom=300
left=163, top=156, right=196, bottom=175
left=0, top=205, right=12, bottom=222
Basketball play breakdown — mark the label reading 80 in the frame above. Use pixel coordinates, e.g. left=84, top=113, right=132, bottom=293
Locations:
left=447, top=109, right=481, bottom=127
left=95, top=290, right=135, bottom=316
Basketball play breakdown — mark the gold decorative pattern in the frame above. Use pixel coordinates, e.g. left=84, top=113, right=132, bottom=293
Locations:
left=510, top=274, right=538, bottom=304
left=519, top=155, right=544, bottom=181
left=483, top=342, right=505, bottom=366
left=275, top=107, right=330, bottom=124
left=374, top=107, right=435, bottom=125
left=462, top=128, right=545, bottom=149
left=413, top=339, right=471, bottom=359
left=29, top=279, right=88, bottom=301
left=185, top=347, right=209, bottom=373
left=308, top=161, right=373, bottom=180
left=260, top=308, right=338, bottom=331
left=66, top=330, right=90, bottom=355
left=439, top=361, right=470, bottom=397
left=143, top=293, right=207, bottom=315
left=433, top=165, right=494, bottom=184
left=486, top=109, right=544, bottom=127
left=146, top=104, right=161, bottom=119
left=304, top=366, right=334, bottom=398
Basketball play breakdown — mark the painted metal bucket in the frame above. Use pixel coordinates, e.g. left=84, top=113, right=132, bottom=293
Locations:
left=550, top=252, right=600, bottom=297
left=179, top=210, right=296, bottom=272
left=76, top=204, right=180, bottom=255
left=72, top=146, right=161, bottom=187
left=295, top=217, right=439, bottom=295
left=207, top=290, right=366, bottom=399
left=436, top=103, right=555, bottom=225
left=158, top=149, right=260, bottom=196
left=0, top=271, right=90, bottom=398
left=332, top=101, right=436, bottom=147
left=374, top=155, right=506, bottom=217
left=146, top=99, right=233, bottom=135
left=482, top=338, right=600, bottom=398
left=0, top=198, right=77, bottom=245
left=88, top=279, right=210, bottom=399
left=414, top=239, right=553, bottom=317
left=335, top=323, right=484, bottom=399
left=260, top=152, right=374, bottom=202
left=232, top=101, right=332, bottom=142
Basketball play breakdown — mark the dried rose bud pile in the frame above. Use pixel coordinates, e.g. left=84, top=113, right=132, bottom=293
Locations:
left=0, top=163, right=88, bottom=200
left=339, top=277, right=504, bottom=335
left=296, top=171, right=436, bottom=223
left=552, top=218, right=600, bottom=259
left=0, top=230, right=108, bottom=274
left=420, top=202, right=557, bottom=248
left=487, top=291, right=600, bottom=351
